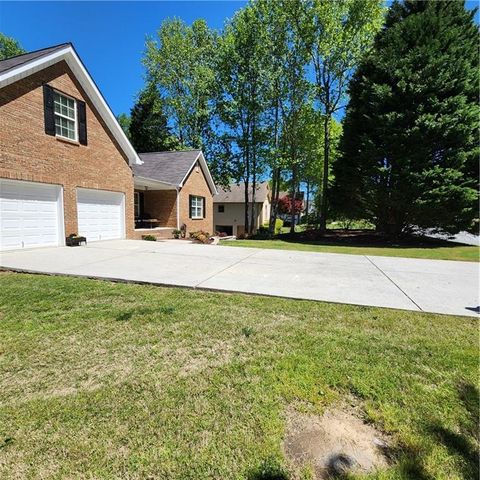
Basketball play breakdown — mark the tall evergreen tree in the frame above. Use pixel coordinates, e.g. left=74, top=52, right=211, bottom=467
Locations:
left=129, top=83, right=180, bottom=153
left=332, top=0, right=479, bottom=235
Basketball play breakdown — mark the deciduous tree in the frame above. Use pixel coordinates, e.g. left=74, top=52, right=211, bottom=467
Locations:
left=0, top=33, right=25, bottom=60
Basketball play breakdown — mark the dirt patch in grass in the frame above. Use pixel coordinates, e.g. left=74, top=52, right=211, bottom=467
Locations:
left=284, top=403, right=389, bottom=479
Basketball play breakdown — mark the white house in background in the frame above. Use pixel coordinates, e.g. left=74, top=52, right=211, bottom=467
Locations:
left=213, top=182, right=271, bottom=236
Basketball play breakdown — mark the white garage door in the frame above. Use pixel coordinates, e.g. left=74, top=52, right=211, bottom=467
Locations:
left=0, top=179, right=63, bottom=251
left=77, top=188, right=125, bottom=242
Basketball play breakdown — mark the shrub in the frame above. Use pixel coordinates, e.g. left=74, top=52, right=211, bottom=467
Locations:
left=274, top=219, right=283, bottom=235
left=172, top=229, right=181, bottom=239
left=261, top=219, right=284, bottom=235
left=142, top=235, right=157, bottom=241
left=252, top=226, right=273, bottom=240
left=189, top=230, right=211, bottom=244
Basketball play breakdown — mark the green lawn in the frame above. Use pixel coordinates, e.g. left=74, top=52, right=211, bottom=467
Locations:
left=0, top=272, right=478, bottom=479
left=223, top=238, right=479, bottom=262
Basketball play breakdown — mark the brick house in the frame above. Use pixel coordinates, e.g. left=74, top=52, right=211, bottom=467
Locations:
left=132, top=150, right=217, bottom=237
left=0, top=43, right=216, bottom=250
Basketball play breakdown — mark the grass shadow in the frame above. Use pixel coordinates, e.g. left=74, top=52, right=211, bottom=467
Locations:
left=246, top=457, right=290, bottom=480
left=274, top=230, right=469, bottom=251
left=115, top=306, right=175, bottom=321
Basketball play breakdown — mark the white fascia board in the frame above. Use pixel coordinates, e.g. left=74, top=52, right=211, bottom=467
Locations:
left=0, top=46, right=142, bottom=166
left=179, top=151, right=218, bottom=195
left=134, top=176, right=176, bottom=190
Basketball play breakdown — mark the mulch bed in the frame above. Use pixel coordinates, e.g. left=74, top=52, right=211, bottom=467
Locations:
left=276, top=229, right=461, bottom=248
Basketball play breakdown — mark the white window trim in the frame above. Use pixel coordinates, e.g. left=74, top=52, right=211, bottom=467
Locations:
left=54, top=91, right=78, bottom=141
left=191, top=196, right=203, bottom=219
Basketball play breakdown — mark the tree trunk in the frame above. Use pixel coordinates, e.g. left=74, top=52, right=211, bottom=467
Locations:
left=269, top=96, right=281, bottom=235
left=305, top=181, right=310, bottom=223
left=250, top=121, right=257, bottom=235
left=269, top=168, right=278, bottom=234
left=290, top=164, right=297, bottom=234
left=319, top=113, right=330, bottom=233
left=244, top=146, right=250, bottom=238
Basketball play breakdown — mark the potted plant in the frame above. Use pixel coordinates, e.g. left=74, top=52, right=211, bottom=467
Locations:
left=66, top=233, right=87, bottom=246
left=173, top=229, right=181, bottom=239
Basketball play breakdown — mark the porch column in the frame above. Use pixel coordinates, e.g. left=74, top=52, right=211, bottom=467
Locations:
left=176, top=187, right=180, bottom=230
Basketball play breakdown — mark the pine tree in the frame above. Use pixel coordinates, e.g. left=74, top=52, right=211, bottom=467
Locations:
left=332, top=0, right=479, bottom=235
left=129, top=83, right=180, bottom=153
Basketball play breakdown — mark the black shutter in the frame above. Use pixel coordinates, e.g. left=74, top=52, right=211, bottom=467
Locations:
left=202, top=197, right=206, bottom=218
left=77, top=100, right=87, bottom=145
left=43, top=84, right=55, bottom=136
left=189, top=195, right=193, bottom=219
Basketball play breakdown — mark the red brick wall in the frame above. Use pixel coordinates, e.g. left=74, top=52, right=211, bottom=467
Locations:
left=180, top=162, right=213, bottom=235
left=140, top=189, right=177, bottom=228
left=0, top=61, right=134, bottom=239
left=137, top=163, right=214, bottom=235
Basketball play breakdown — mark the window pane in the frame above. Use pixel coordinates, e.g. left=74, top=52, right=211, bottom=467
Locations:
left=54, top=92, right=75, bottom=121
left=55, top=114, right=75, bottom=139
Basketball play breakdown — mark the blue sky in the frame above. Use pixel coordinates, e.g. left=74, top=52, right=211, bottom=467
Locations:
left=0, top=1, right=246, bottom=115
left=1, top=1, right=478, bottom=118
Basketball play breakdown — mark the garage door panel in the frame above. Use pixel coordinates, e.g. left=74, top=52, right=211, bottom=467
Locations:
left=0, top=180, right=62, bottom=251
left=77, top=189, right=124, bottom=242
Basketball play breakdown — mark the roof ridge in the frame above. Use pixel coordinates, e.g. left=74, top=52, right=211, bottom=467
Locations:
left=139, top=149, right=201, bottom=155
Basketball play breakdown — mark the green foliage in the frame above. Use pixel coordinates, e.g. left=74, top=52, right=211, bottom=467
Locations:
left=216, top=3, right=275, bottom=231
left=332, top=0, right=480, bottom=235
left=116, top=113, right=131, bottom=139
left=129, top=82, right=180, bottom=153
left=274, top=219, right=284, bottom=235
left=0, top=33, right=25, bottom=60
left=144, top=18, right=217, bottom=150
left=293, top=0, right=385, bottom=229
left=141, top=235, right=157, bottom=241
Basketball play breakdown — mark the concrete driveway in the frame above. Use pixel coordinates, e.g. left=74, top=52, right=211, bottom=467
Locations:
left=1, top=239, right=478, bottom=317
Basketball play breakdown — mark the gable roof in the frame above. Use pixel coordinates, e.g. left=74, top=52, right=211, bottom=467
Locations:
left=214, top=182, right=270, bottom=203
left=0, top=43, right=70, bottom=74
left=133, top=150, right=218, bottom=194
left=0, top=43, right=141, bottom=166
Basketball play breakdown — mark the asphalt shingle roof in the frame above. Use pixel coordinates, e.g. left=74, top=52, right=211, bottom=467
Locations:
left=214, top=182, right=270, bottom=203
left=133, top=150, right=202, bottom=186
left=0, top=43, right=71, bottom=75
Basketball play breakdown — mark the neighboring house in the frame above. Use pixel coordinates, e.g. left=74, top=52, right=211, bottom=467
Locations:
left=132, top=150, right=217, bottom=235
left=0, top=43, right=216, bottom=250
left=213, top=182, right=271, bottom=236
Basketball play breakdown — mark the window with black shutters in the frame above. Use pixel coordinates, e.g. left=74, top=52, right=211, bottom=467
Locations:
left=43, top=84, right=87, bottom=145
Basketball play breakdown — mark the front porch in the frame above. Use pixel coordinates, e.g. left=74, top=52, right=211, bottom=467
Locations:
left=132, top=227, right=176, bottom=240
left=134, top=176, right=180, bottom=239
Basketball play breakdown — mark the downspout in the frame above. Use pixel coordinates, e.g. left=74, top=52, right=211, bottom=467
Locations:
left=176, top=186, right=180, bottom=230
